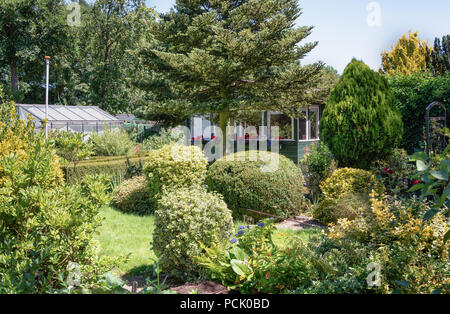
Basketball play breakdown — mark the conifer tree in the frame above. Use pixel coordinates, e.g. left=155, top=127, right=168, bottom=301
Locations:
left=140, top=0, right=322, bottom=149
left=426, top=35, right=450, bottom=76
left=381, top=30, right=428, bottom=75
left=320, top=59, right=403, bottom=169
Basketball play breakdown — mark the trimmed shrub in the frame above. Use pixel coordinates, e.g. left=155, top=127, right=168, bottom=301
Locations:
left=112, top=175, right=152, bottom=215
left=320, top=168, right=384, bottom=201
left=387, top=72, right=449, bottom=153
left=144, top=144, right=208, bottom=206
left=153, top=188, right=234, bottom=278
left=300, top=142, right=337, bottom=200
left=205, top=151, right=305, bottom=219
left=90, top=128, right=136, bottom=157
left=63, top=156, right=149, bottom=185
left=320, top=59, right=403, bottom=169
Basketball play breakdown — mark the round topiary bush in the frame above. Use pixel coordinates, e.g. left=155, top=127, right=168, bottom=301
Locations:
left=112, top=175, right=153, bottom=215
left=319, top=59, right=403, bottom=169
left=143, top=144, right=208, bottom=206
left=320, top=167, right=384, bottom=201
left=153, top=188, right=234, bottom=278
left=205, top=151, right=305, bottom=219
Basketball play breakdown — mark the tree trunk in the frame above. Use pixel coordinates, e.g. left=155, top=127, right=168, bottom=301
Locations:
left=10, top=59, right=18, bottom=93
left=218, top=107, right=230, bottom=156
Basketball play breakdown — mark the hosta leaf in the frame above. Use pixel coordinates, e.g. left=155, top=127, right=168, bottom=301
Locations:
left=230, top=259, right=252, bottom=277
left=416, top=160, right=429, bottom=172
left=430, top=170, right=448, bottom=181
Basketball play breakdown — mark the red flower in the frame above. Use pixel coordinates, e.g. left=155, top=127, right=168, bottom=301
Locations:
left=412, top=180, right=420, bottom=185
left=383, top=168, right=394, bottom=175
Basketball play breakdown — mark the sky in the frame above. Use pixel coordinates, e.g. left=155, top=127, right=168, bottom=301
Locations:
left=145, top=0, right=450, bottom=73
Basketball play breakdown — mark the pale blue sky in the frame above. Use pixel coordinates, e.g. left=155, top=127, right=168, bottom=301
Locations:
left=145, top=0, right=450, bottom=73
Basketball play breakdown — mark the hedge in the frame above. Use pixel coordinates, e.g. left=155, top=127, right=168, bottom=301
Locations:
left=387, top=72, right=450, bottom=153
left=63, top=156, right=149, bottom=184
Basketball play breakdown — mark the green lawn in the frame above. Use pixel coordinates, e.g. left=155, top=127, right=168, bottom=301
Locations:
left=96, top=205, right=321, bottom=276
left=96, top=205, right=156, bottom=275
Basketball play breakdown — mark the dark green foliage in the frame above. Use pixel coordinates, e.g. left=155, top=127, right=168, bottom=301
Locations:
left=205, top=151, right=305, bottom=219
left=300, top=142, right=337, bottom=200
left=426, top=35, right=450, bottom=76
left=320, top=59, right=403, bottom=169
left=387, top=72, right=450, bottom=153
left=141, top=0, right=323, bottom=145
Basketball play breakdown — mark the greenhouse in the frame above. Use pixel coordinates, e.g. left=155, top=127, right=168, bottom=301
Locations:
left=15, top=104, right=121, bottom=133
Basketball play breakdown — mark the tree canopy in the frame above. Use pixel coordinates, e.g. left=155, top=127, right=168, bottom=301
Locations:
left=139, top=0, right=324, bottom=143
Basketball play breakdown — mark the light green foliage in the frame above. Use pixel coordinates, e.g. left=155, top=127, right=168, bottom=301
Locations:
left=312, top=193, right=369, bottom=225
left=153, top=188, right=234, bottom=279
left=206, top=151, right=305, bottom=219
left=48, top=130, right=93, bottom=182
left=112, top=175, right=152, bottom=215
left=90, top=128, right=136, bottom=157
left=320, top=59, right=403, bottom=169
left=323, top=193, right=450, bottom=294
left=313, top=168, right=384, bottom=224
left=320, top=168, right=384, bottom=201
left=141, top=128, right=185, bottom=152
left=144, top=144, right=208, bottom=207
left=63, top=156, right=148, bottom=185
left=0, top=101, right=119, bottom=293
left=300, top=142, right=337, bottom=200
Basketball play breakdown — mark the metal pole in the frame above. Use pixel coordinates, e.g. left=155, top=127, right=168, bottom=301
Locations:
left=44, top=56, right=51, bottom=138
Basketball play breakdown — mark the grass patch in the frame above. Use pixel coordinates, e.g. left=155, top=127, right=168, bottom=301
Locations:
left=96, top=205, right=156, bottom=275
left=272, top=228, right=322, bottom=248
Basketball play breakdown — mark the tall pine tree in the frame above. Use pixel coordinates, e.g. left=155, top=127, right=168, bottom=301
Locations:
left=140, top=0, right=322, bottom=149
left=426, top=35, right=450, bottom=76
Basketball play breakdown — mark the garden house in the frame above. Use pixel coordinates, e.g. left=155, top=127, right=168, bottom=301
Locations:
left=15, top=104, right=121, bottom=133
left=189, top=106, right=322, bottom=164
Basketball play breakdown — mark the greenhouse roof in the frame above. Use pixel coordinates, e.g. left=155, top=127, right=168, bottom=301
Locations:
left=15, top=104, right=119, bottom=123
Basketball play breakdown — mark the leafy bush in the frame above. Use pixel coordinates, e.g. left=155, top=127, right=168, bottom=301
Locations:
left=373, top=148, right=415, bottom=196
left=141, top=128, right=185, bottom=152
left=312, top=193, right=369, bottom=225
left=0, top=103, right=119, bottom=293
left=320, top=168, right=384, bottom=201
left=321, top=192, right=450, bottom=294
left=144, top=144, right=208, bottom=207
left=197, top=218, right=314, bottom=294
left=112, top=175, right=153, bottom=215
left=320, top=59, right=403, bottom=169
left=198, top=219, right=299, bottom=294
left=206, top=151, right=305, bottom=219
left=153, top=188, right=234, bottom=279
left=300, top=142, right=337, bottom=200
left=90, top=128, right=136, bottom=156
left=313, top=168, right=384, bottom=224
left=387, top=72, right=449, bottom=153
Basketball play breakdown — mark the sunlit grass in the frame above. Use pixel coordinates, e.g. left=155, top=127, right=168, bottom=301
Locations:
left=96, top=205, right=156, bottom=275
